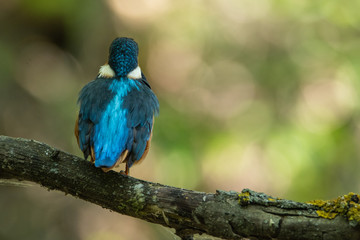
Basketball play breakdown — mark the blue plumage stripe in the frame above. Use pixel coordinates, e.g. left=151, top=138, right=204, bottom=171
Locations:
left=92, top=79, right=136, bottom=167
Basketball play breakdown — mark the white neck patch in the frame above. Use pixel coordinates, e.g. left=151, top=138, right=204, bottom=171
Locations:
left=98, top=64, right=142, bottom=79
left=98, top=64, right=115, bottom=78
left=127, top=66, right=142, bottom=79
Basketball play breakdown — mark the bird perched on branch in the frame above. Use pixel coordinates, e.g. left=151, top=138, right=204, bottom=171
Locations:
left=75, top=37, right=159, bottom=175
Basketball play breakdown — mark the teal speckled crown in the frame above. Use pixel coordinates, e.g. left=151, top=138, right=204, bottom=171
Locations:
left=108, top=37, right=139, bottom=77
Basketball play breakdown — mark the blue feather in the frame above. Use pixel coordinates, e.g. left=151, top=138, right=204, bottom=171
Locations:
left=109, top=38, right=139, bottom=76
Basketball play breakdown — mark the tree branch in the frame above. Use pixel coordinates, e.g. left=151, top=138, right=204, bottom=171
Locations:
left=0, top=135, right=359, bottom=240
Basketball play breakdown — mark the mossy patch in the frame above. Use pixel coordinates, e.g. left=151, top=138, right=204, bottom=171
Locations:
left=126, top=183, right=146, bottom=213
left=238, top=189, right=284, bottom=207
left=307, top=192, right=360, bottom=225
left=238, top=191, right=250, bottom=205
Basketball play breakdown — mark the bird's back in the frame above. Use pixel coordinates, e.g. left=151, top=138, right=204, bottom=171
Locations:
left=76, top=76, right=159, bottom=173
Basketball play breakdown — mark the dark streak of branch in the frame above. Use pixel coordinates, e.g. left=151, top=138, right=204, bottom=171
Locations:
left=0, top=135, right=359, bottom=240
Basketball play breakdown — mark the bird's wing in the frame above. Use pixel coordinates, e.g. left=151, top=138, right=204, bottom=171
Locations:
left=122, top=79, right=159, bottom=168
left=75, top=113, right=94, bottom=161
left=76, top=78, right=115, bottom=161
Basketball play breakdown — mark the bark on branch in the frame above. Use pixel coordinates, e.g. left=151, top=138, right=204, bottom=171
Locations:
left=0, top=135, right=359, bottom=240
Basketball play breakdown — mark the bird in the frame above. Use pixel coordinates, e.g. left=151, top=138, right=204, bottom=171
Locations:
left=75, top=37, right=159, bottom=175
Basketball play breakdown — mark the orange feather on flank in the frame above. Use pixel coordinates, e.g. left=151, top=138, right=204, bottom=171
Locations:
left=130, top=117, right=154, bottom=167
left=101, top=149, right=129, bottom=172
left=136, top=117, right=154, bottom=164
left=74, top=114, right=80, bottom=146
left=90, top=146, right=96, bottom=163
left=132, top=134, right=152, bottom=166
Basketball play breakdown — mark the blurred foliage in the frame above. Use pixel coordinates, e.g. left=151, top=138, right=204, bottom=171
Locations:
left=1, top=0, right=360, bottom=239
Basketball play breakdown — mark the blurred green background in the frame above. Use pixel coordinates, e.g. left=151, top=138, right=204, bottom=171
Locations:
left=1, top=0, right=360, bottom=239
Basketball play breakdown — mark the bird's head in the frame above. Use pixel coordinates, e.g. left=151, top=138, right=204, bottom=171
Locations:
left=108, top=37, right=139, bottom=77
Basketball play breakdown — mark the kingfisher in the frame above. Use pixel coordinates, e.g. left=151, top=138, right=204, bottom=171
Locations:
left=75, top=37, right=159, bottom=175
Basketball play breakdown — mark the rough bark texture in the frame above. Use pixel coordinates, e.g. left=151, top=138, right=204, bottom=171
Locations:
left=0, top=135, right=359, bottom=240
